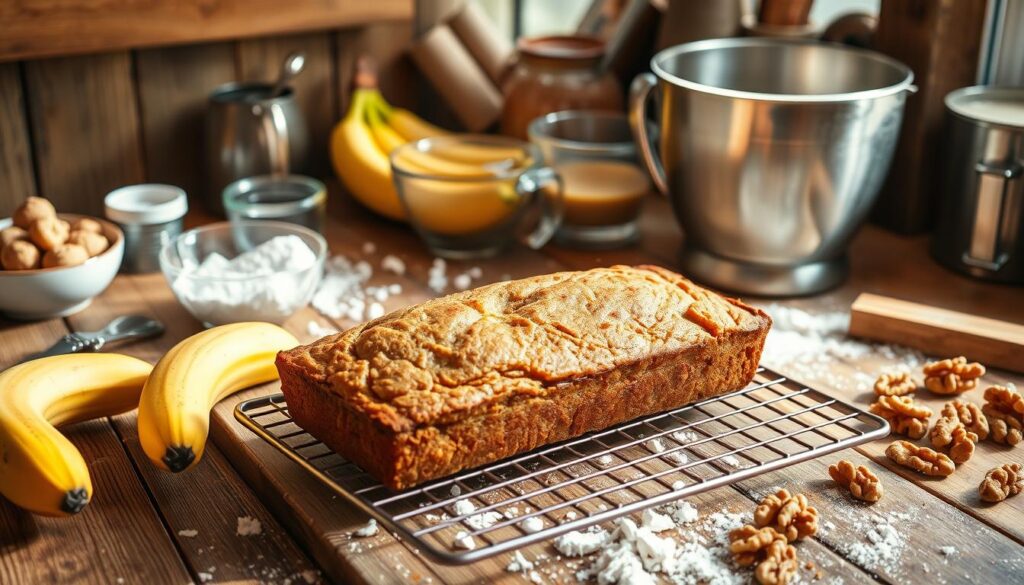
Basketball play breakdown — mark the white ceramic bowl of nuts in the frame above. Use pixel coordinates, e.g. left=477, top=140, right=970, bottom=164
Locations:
left=0, top=197, right=124, bottom=320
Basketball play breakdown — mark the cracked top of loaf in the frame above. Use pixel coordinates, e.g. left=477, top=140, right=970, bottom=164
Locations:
left=280, top=265, right=770, bottom=433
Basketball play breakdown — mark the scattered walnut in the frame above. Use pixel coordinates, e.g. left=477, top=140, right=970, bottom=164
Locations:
left=979, top=463, right=1023, bottom=503
left=923, top=356, right=985, bottom=395
left=729, top=525, right=798, bottom=585
left=940, top=399, right=989, bottom=441
left=755, top=537, right=798, bottom=585
left=12, top=196, right=56, bottom=229
left=947, top=425, right=978, bottom=464
left=983, top=386, right=1024, bottom=446
left=984, top=407, right=1023, bottom=446
left=754, top=488, right=818, bottom=542
left=874, top=372, right=917, bottom=396
left=730, top=524, right=780, bottom=566
left=885, top=440, right=955, bottom=476
left=870, top=395, right=932, bottom=439
left=828, top=459, right=883, bottom=502
left=984, top=385, right=1024, bottom=418
left=930, top=415, right=960, bottom=449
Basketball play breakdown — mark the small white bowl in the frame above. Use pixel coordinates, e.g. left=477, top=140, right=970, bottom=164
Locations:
left=0, top=214, right=125, bottom=320
left=160, top=221, right=326, bottom=327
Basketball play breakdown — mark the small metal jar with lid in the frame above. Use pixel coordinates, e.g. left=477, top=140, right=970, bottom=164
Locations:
left=104, top=184, right=188, bottom=274
left=932, top=86, right=1024, bottom=283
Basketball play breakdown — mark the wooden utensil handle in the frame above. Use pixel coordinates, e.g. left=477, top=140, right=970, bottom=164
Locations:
left=849, top=293, right=1024, bottom=373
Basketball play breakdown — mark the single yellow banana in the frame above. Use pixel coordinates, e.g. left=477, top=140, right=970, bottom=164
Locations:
left=330, top=88, right=406, bottom=220
left=372, top=95, right=448, bottom=143
left=137, top=322, right=299, bottom=473
left=0, top=353, right=153, bottom=516
left=370, top=93, right=526, bottom=166
left=365, top=100, right=407, bottom=155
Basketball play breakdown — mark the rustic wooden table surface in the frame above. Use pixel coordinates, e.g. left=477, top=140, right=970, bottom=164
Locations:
left=1, top=187, right=1022, bottom=585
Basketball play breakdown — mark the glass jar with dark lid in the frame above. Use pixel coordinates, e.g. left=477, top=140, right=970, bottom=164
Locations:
left=501, top=35, right=624, bottom=140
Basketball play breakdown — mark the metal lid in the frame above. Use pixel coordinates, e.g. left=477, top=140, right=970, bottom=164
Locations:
left=105, top=184, right=188, bottom=225
left=946, top=86, right=1024, bottom=130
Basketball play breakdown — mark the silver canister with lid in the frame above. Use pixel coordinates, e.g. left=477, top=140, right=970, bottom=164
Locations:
left=104, top=184, right=189, bottom=273
left=932, top=86, right=1024, bottom=283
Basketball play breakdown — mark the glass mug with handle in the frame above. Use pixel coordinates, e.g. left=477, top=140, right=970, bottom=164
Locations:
left=390, top=136, right=564, bottom=259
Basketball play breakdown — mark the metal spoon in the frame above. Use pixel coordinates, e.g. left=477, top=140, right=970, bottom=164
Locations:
left=19, top=315, right=165, bottom=363
left=270, top=52, right=306, bottom=98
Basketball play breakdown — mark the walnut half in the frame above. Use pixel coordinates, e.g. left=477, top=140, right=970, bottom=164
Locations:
left=923, top=356, right=985, bottom=395
left=940, top=399, right=989, bottom=441
left=753, top=489, right=818, bottom=542
left=983, top=386, right=1024, bottom=446
left=930, top=417, right=979, bottom=464
left=885, top=440, right=955, bottom=477
left=874, top=372, right=917, bottom=397
left=979, top=463, right=1023, bottom=503
left=828, top=459, right=883, bottom=502
left=729, top=525, right=798, bottom=585
left=870, top=395, right=932, bottom=439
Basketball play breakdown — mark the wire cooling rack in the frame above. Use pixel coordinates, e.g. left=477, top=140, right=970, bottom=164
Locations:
left=235, top=367, right=888, bottom=564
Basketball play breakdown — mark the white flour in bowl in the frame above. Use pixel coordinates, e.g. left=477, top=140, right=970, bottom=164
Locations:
left=171, top=235, right=318, bottom=325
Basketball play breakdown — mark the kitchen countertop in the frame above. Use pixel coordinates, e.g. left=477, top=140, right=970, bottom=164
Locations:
left=1, top=186, right=1021, bottom=584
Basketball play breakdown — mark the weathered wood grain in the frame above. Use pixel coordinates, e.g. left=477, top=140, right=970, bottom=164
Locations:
left=64, top=277, right=323, bottom=583
left=134, top=42, right=237, bottom=210
left=237, top=32, right=336, bottom=179
left=0, top=0, right=414, bottom=62
left=0, top=318, right=192, bottom=585
left=0, top=63, right=36, bottom=217
left=24, top=52, right=145, bottom=216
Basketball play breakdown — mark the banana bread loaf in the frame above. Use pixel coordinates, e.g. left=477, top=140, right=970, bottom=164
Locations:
left=277, top=265, right=770, bottom=490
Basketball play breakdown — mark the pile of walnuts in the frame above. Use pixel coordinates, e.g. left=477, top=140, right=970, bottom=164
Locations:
left=1, top=197, right=109, bottom=271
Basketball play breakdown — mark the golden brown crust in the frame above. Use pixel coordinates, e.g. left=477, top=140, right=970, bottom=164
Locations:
left=278, top=266, right=770, bottom=490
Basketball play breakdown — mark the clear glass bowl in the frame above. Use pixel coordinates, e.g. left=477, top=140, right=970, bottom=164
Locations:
left=160, top=220, right=327, bottom=327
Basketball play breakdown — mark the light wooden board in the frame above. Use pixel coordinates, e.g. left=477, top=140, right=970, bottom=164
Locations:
left=134, top=42, right=237, bottom=207
left=0, top=62, right=36, bottom=216
left=0, top=0, right=413, bottom=62
left=0, top=318, right=193, bottom=585
left=196, top=198, right=880, bottom=584
left=850, top=292, right=1024, bottom=373
left=237, top=32, right=337, bottom=178
left=23, top=52, right=145, bottom=216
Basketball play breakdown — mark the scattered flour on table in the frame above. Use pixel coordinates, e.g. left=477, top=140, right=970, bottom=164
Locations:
left=305, top=320, right=338, bottom=338
left=644, top=438, right=667, bottom=454
left=235, top=516, right=262, bottom=536
left=507, top=551, right=536, bottom=573
left=311, top=254, right=402, bottom=322
left=833, top=509, right=914, bottom=573
left=177, top=529, right=198, bottom=538
left=353, top=519, right=378, bottom=537
left=758, top=303, right=926, bottom=391
left=197, top=572, right=214, bottom=583
left=549, top=504, right=748, bottom=585
left=520, top=516, right=545, bottom=533
left=172, top=235, right=318, bottom=324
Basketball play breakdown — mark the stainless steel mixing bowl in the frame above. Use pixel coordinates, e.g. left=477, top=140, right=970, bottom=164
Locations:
left=630, top=38, right=915, bottom=295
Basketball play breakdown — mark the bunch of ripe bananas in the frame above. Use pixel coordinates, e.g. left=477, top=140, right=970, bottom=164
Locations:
left=0, top=322, right=298, bottom=516
left=331, top=83, right=530, bottom=221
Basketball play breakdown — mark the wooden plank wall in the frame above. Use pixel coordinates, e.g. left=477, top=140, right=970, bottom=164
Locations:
left=0, top=21, right=420, bottom=218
